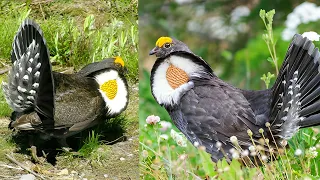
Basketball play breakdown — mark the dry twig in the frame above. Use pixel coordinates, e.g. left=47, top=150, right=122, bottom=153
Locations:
left=5, top=154, right=45, bottom=180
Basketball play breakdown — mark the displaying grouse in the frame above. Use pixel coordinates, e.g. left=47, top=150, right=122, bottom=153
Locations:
left=149, top=35, right=320, bottom=162
left=2, top=19, right=129, bottom=145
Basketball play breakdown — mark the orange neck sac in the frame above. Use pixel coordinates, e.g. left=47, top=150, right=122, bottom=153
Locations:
left=166, top=64, right=189, bottom=89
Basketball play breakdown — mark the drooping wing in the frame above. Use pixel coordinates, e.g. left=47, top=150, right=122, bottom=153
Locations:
left=172, top=73, right=261, bottom=161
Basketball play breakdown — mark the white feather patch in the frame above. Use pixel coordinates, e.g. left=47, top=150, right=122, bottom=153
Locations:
left=15, top=123, right=35, bottom=130
left=152, top=55, right=204, bottom=106
left=94, top=70, right=128, bottom=115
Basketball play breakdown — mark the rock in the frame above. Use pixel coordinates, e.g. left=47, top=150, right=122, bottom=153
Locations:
left=20, top=174, right=36, bottom=180
left=70, top=170, right=78, bottom=174
left=57, top=168, right=69, bottom=175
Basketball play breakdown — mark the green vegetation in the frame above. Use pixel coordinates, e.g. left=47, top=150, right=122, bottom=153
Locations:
left=0, top=0, right=138, bottom=179
left=139, top=2, right=320, bottom=179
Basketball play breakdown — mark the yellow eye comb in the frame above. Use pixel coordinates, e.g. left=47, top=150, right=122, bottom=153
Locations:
left=156, top=37, right=172, bottom=47
left=114, top=56, right=125, bottom=67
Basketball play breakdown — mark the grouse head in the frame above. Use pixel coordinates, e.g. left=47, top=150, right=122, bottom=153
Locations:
left=149, top=37, right=213, bottom=108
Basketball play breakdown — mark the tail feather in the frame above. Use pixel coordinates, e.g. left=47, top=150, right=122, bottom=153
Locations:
left=270, top=34, right=320, bottom=139
left=2, top=19, right=54, bottom=123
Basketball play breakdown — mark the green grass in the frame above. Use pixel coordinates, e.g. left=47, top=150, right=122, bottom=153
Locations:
left=0, top=1, right=138, bottom=82
left=0, top=0, right=138, bottom=179
left=0, top=75, right=11, bottom=117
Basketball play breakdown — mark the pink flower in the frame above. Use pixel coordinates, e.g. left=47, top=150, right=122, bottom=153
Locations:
left=159, top=121, right=172, bottom=131
left=146, top=115, right=160, bottom=125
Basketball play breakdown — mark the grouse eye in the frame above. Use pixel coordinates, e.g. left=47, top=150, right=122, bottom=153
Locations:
left=164, top=43, right=171, bottom=48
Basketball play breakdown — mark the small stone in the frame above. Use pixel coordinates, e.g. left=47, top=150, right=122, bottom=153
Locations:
left=20, top=174, right=36, bottom=180
left=127, top=153, right=133, bottom=157
left=120, top=157, right=125, bottom=161
left=57, top=168, right=69, bottom=175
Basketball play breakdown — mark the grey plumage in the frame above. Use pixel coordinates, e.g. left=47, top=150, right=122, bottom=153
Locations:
left=150, top=35, right=320, bottom=162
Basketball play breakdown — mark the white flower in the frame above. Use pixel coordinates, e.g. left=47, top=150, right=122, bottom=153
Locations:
left=294, top=2, right=318, bottom=23
left=282, top=28, right=297, bottom=41
left=248, top=145, right=255, bottom=152
left=142, top=150, right=148, bottom=158
left=174, top=0, right=193, bottom=5
left=306, top=146, right=318, bottom=158
left=241, top=150, right=249, bottom=157
left=280, top=140, right=288, bottom=147
left=146, top=115, right=160, bottom=125
left=302, top=31, right=320, bottom=41
left=176, top=137, right=187, bottom=147
left=261, top=155, right=268, bottom=161
left=230, top=136, right=238, bottom=144
left=250, top=151, right=257, bottom=156
left=232, top=152, right=239, bottom=159
left=159, top=134, right=169, bottom=140
left=215, top=141, right=222, bottom=148
left=285, top=13, right=301, bottom=29
left=282, top=2, right=320, bottom=41
left=159, top=121, right=172, bottom=131
left=294, top=149, right=303, bottom=156
left=170, top=129, right=187, bottom=147
left=179, top=154, right=188, bottom=160
left=170, top=129, right=178, bottom=139
left=229, top=148, right=236, bottom=154
left=194, top=141, right=200, bottom=147
left=231, top=6, right=250, bottom=23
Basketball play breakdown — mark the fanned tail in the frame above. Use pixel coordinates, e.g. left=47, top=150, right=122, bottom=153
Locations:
left=2, top=19, right=54, bottom=128
left=270, top=34, right=320, bottom=139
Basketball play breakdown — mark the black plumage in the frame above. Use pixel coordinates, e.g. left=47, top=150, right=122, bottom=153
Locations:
left=149, top=35, right=320, bottom=162
left=2, top=19, right=128, bottom=142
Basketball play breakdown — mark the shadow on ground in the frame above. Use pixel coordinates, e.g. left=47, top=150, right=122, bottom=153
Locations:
left=10, top=115, right=127, bottom=165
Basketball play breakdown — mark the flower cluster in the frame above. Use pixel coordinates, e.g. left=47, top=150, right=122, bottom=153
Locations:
left=146, top=115, right=160, bottom=125
left=282, top=2, right=320, bottom=41
left=170, top=129, right=187, bottom=147
left=187, top=5, right=250, bottom=41
left=306, top=147, right=318, bottom=158
left=159, top=121, right=172, bottom=132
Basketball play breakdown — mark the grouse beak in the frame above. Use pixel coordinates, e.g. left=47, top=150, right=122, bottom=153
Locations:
left=149, top=47, right=159, bottom=56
